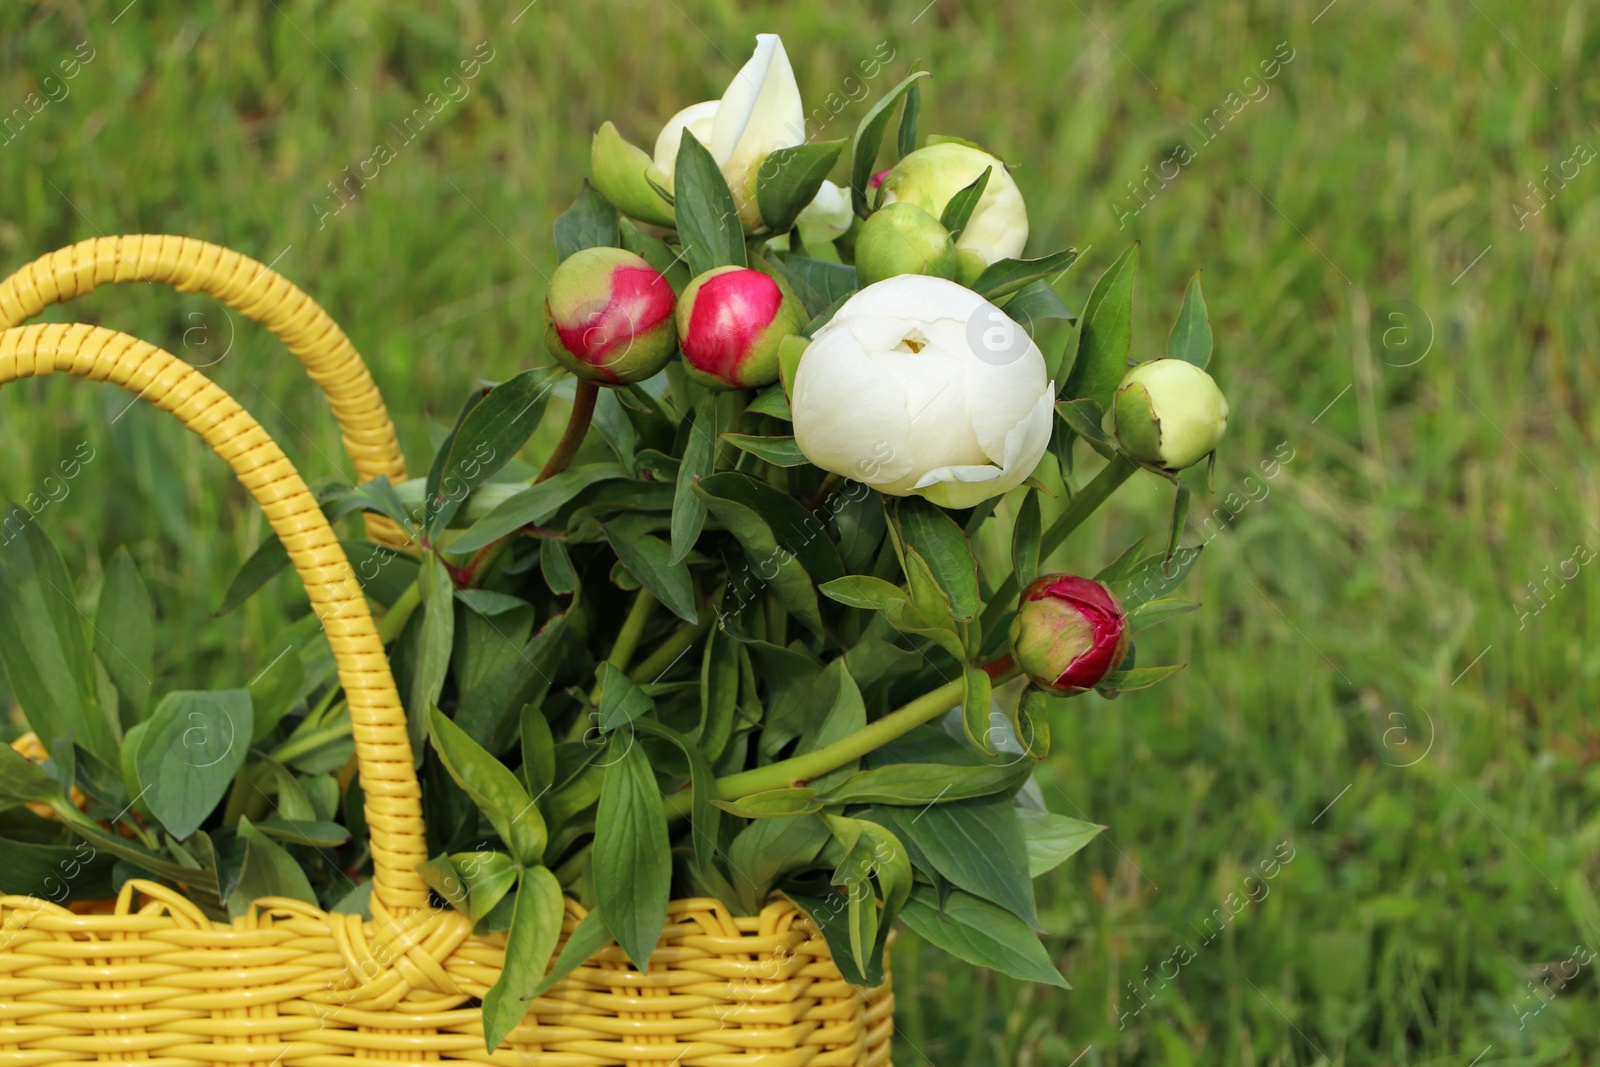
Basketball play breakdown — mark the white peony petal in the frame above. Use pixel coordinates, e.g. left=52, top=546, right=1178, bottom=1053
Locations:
left=913, top=386, right=1052, bottom=508
left=792, top=329, right=916, bottom=490
left=795, top=179, right=853, bottom=240
left=963, top=330, right=1051, bottom=464
left=712, top=34, right=805, bottom=196
left=653, top=100, right=719, bottom=184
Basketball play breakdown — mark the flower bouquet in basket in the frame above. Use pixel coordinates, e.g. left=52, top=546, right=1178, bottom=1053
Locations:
left=0, top=33, right=1230, bottom=1058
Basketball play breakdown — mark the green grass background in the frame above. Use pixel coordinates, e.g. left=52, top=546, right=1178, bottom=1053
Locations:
left=4, top=0, right=1598, bottom=1062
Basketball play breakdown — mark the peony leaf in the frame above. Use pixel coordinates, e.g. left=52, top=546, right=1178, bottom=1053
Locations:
left=674, top=129, right=746, bottom=276
left=757, top=138, right=848, bottom=233
left=1167, top=271, right=1212, bottom=368
left=850, top=70, right=931, bottom=215
left=552, top=180, right=619, bottom=261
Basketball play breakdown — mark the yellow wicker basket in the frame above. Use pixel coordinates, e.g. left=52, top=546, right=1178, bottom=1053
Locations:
left=0, top=236, right=410, bottom=548
left=0, top=299, right=894, bottom=1062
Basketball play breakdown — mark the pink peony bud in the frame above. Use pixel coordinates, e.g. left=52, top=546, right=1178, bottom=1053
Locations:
left=676, top=265, right=805, bottom=389
left=868, top=167, right=892, bottom=191
left=543, top=247, right=677, bottom=384
left=1009, top=575, right=1130, bottom=694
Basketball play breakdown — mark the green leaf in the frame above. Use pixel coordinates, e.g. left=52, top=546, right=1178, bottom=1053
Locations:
left=1167, top=481, right=1191, bottom=564
left=602, top=518, right=698, bottom=623
left=427, top=708, right=547, bottom=866
left=553, top=181, right=619, bottom=261
left=427, top=369, right=560, bottom=537
left=674, top=130, right=745, bottom=276
left=94, top=547, right=154, bottom=720
left=774, top=255, right=859, bottom=320
left=136, top=690, right=253, bottom=840
left=710, top=787, right=822, bottom=817
left=894, top=497, right=981, bottom=622
left=850, top=70, right=932, bottom=215
left=597, top=663, right=654, bottom=730
left=973, top=249, right=1080, bottom=302
left=1061, top=243, right=1138, bottom=408
left=453, top=849, right=520, bottom=926
left=0, top=510, right=117, bottom=765
left=745, top=385, right=791, bottom=420
left=1130, top=597, right=1200, bottom=632
left=406, top=553, right=456, bottom=757
left=1018, top=810, right=1103, bottom=877
left=818, top=761, right=1030, bottom=806
left=421, top=390, right=486, bottom=539
left=728, top=814, right=829, bottom=914
left=250, top=819, right=351, bottom=848
left=519, top=703, right=557, bottom=800
left=344, top=539, right=420, bottom=608
left=1011, top=491, right=1042, bottom=592
left=451, top=463, right=628, bottom=554
left=215, top=535, right=289, bottom=615
left=482, top=865, right=566, bottom=1052
left=230, top=815, right=318, bottom=912
left=0, top=836, right=113, bottom=899
left=0, top=742, right=60, bottom=805
left=884, top=796, right=1038, bottom=927
left=818, top=574, right=910, bottom=612
left=697, top=622, right=739, bottom=764
left=757, top=138, right=848, bottom=232
left=594, top=735, right=671, bottom=970
left=962, top=666, right=995, bottom=756
left=418, top=853, right=469, bottom=911
left=794, top=659, right=867, bottom=792
left=1094, top=537, right=1149, bottom=587
left=1002, top=280, right=1076, bottom=335
left=1098, top=663, right=1186, bottom=693
left=540, top=541, right=577, bottom=595
left=1107, top=545, right=1204, bottom=609
left=940, top=166, right=992, bottom=238
left=670, top=398, right=715, bottom=565
left=719, top=433, right=808, bottom=467
left=695, top=472, right=845, bottom=636
left=1055, top=398, right=1114, bottom=452
left=1167, top=272, right=1212, bottom=368
left=900, top=887, right=1069, bottom=987
left=896, top=80, right=921, bottom=160
left=618, top=219, right=690, bottom=293
left=530, top=906, right=613, bottom=998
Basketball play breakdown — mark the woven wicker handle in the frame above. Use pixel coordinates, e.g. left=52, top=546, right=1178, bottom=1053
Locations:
left=0, top=322, right=429, bottom=912
left=0, top=236, right=410, bottom=547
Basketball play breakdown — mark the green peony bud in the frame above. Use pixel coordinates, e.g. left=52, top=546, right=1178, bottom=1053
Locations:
left=878, top=141, right=1029, bottom=266
left=1112, top=358, right=1230, bottom=472
left=853, top=202, right=960, bottom=287
left=591, top=121, right=676, bottom=228
left=543, top=247, right=678, bottom=384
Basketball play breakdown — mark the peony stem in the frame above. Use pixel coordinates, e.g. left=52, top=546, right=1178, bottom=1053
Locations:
left=979, top=454, right=1139, bottom=635
left=588, top=589, right=658, bottom=704
left=536, top=379, right=600, bottom=483
left=629, top=616, right=711, bottom=684
left=665, top=661, right=1023, bottom=816
left=376, top=579, right=422, bottom=644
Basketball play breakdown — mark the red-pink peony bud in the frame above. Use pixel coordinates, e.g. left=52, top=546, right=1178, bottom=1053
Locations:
left=868, top=167, right=892, bottom=191
left=543, top=247, right=677, bottom=384
left=1010, top=575, right=1130, bottom=694
left=676, top=265, right=805, bottom=389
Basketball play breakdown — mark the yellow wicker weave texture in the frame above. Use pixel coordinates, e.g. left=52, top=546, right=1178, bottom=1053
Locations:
left=0, top=885, right=893, bottom=1066
left=0, top=321, right=427, bottom=912
left=0, top=236, right=410, bottom=547
left=0, top=322, right=895, bottom=1065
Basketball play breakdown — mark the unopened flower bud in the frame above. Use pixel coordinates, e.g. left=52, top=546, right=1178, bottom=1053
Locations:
left=543, top=247, right=677, bottom=384
left=1112, top=358, right=1230, bottom=472
left=878, top=141, right=1029, bottom=266
left=1010, top=575, right=1129, bottom=694
left=854, top=202, right=960, bottom=286
left=676, top=266, right=805, bottom=389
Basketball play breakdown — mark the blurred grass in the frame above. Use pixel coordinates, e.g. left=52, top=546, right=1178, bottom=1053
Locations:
left=4, top=0, right=1599, bottom=1062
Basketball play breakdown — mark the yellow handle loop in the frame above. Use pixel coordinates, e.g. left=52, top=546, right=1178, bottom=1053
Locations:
left=0, top=236, right=411, bottom=546
left=0, top=322, right=429, bottom=912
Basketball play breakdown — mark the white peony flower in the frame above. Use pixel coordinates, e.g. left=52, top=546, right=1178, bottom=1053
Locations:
left=878, top=142, right=1030, bottom=266
left=792, top=276, right=1054, bottom=509
left=652, top=34, right=810, bottom=228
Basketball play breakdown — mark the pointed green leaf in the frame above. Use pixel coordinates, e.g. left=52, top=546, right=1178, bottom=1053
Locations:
left=757, top=138, right=848, bottom=232
left=597, top=663, right=654, bottom=730
left=973, top=249, right=1080, bottom=301
left=850, top=70, right=932, bottom=215
left=136, top=690, right=252, bottom=840
left=900, top=886, right=1068, bottom=987
left=674, top=130, right=745, bottom=276
left=670, top=398, right=715, bottom=565
left=1018, top=810, right=1103, bottom=877
left=553, top=181, right=619, bottom=261
left=95, top=546, right=154, bottom=719
left=603, top=519, right=698, bottom=624
left=482, top=865, right=566, bottom=1051
left=940, top=166, right=992, bottom=238
left=595, top=735, right=671, bottom=970
left=530, top=906, right=613, bottom=998
left=1011, top=491, right=1042, bottom=592
left=1167, top=272, right=1212, bottom=368
left=428, top=708, right=547, bottom=866
left=1061, top=243, right=1139, bottom=409
left=427, top=369, right=561, bottom=536
left=719, top=433, right=808, bottom=467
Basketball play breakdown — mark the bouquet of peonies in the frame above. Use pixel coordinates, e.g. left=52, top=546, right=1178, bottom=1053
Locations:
left=0, top=33, right=1230, bottom=1050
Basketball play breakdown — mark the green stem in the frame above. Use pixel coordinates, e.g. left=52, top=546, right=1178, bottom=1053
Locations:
left=980, top=454, right=1139, bottom=635
left=537, top=379, right=600, bottom=483
left=629, top=616, right=710, bottom=684
left=270, top=720, right=353, bottom=765
left=666, top=663, right=1022, bottom=815
left=587, top=588, right=658, bottom=704
left=377, top=579, right=421, bottom=644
